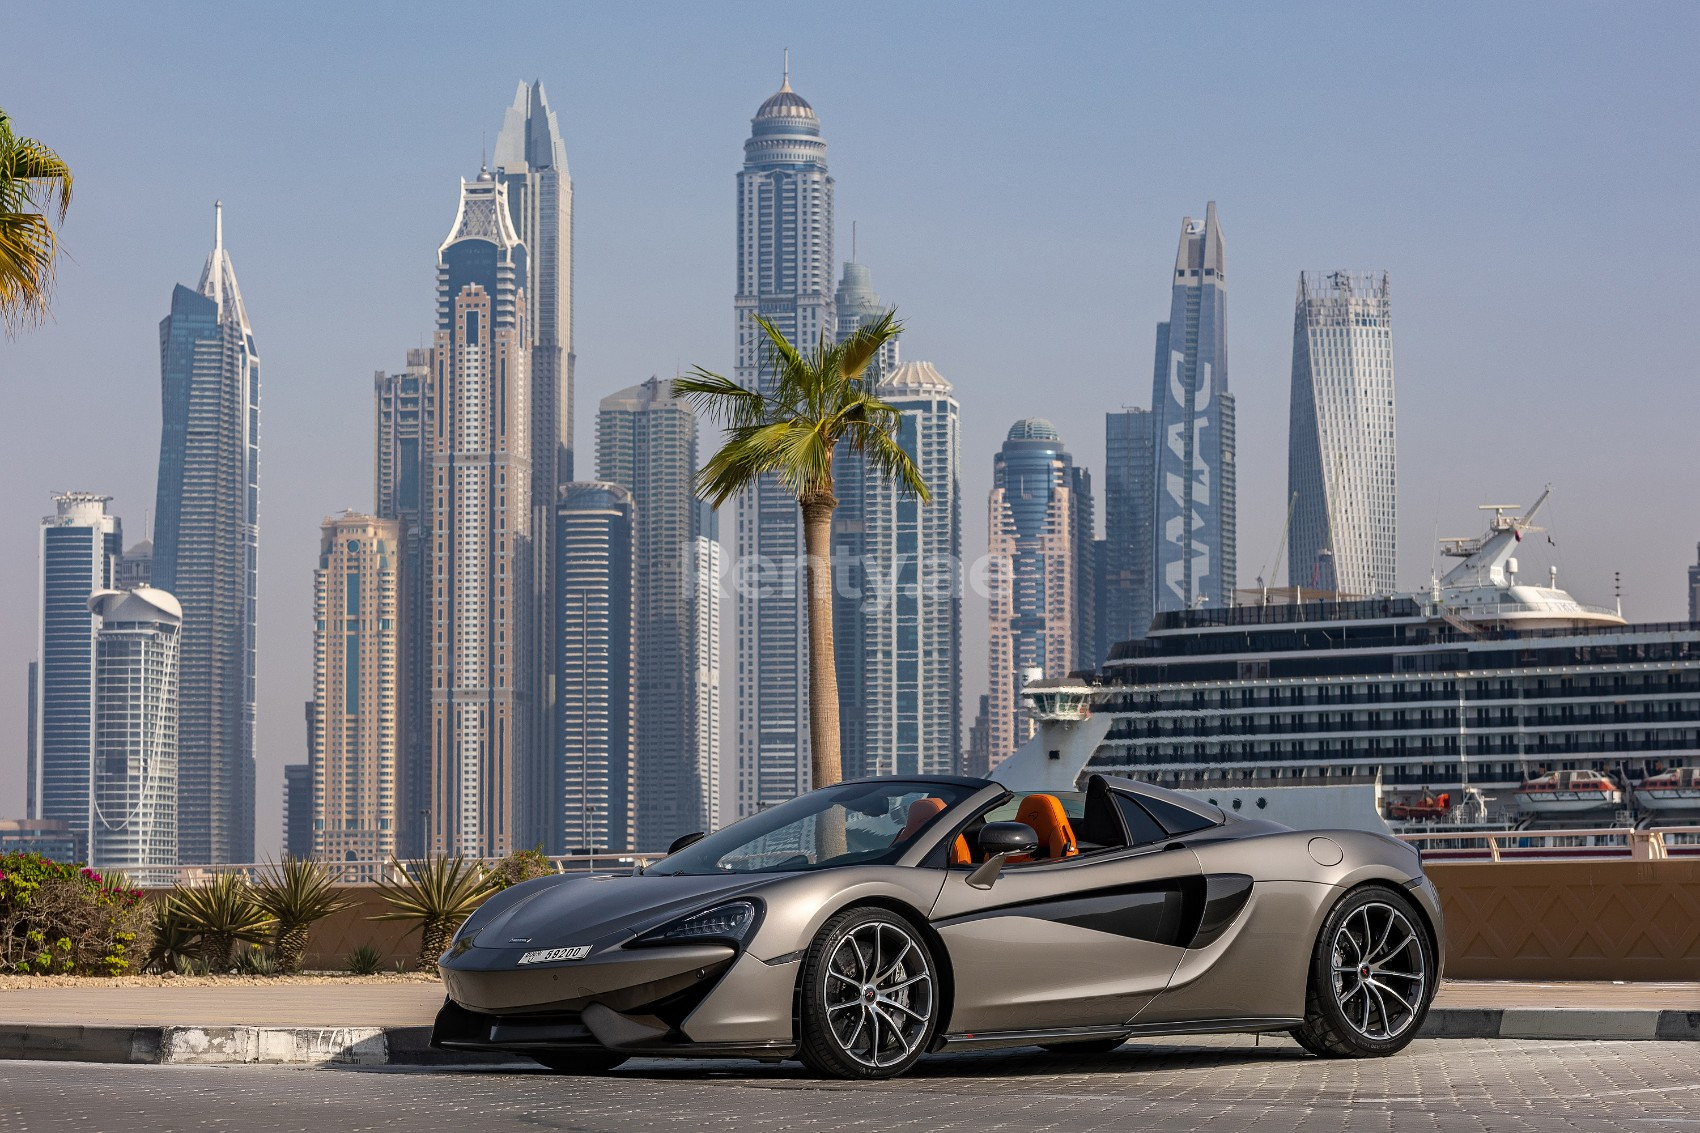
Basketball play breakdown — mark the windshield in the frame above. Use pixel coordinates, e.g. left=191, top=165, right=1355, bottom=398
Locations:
left=647, top=780, right=981, bottom=876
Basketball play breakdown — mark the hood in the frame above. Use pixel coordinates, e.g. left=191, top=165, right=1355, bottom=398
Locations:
left=464, top=872, right=770, bottom=950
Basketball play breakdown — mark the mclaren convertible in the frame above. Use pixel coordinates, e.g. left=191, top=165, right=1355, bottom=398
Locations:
left=432, top=774, right=1443, bottom=1079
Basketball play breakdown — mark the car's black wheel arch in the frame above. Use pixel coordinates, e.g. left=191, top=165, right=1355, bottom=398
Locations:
left=788, top=897, right=956, bottom=1051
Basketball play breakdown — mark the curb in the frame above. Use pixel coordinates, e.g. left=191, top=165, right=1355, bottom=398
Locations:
left=0, top=1010, right=1692, bottom=1067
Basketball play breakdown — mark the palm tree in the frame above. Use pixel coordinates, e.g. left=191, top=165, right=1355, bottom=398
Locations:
left=372, top=855, right=493, bottom=968
left=673, top=311, right=926, bottom=795
left=0, top=108, right=73, bottom=335
left=253, top=857, right=353, bottom=975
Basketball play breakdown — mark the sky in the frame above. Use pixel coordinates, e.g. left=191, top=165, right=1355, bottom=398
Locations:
left=2, top=1, right=1697, bottom=857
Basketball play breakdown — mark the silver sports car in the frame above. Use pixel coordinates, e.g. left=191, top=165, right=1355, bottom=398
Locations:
left=433, top=774, right=1443, bottom=1079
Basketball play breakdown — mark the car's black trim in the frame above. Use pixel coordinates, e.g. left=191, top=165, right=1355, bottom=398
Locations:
left=1190, top=874, right=1255, bottom=949
left=933, top=879, right=1194, bottom=947
left=1122, top=1015, right=1303, bottom=1036
left=936, top=1024, right=1132, bottom=1051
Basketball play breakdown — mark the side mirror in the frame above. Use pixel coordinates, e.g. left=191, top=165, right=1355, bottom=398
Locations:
left=667, top=831, right=706, bottom=855
left=977, top=821, right=1038, bottom=857
left=967, top=822, right=1038, bottom=890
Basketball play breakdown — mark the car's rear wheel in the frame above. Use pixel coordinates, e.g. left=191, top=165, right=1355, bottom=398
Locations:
left=529, top=1049, right=629, bottom=1074
left=798, top=907, right=939, bottom=1079
left=1292, top=885, right=1434, bottom=1058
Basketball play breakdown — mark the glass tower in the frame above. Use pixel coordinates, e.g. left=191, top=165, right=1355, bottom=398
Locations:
left=429, top=171, right=536, bottom=857
left=597, top=379, right=721, bottom=848
left=1102, top=408, right=1155, bottom=651
left=152, top=203, right=260, bottom=864
left=1149, top=202, right=1234, bottom=614
left=1287, top=271, right=1397, bottom=594
left=33, top=492, right=121, bottom=856
left=734, top=70, right=835, bottom=815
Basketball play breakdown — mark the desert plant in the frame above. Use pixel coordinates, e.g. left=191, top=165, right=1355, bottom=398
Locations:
left=234, top=943, right=277, bottom=976
left=172, top=873, right=274, bottom=972
left=253, top=857, right=351, bottom=975
left=144, top=895, right=201, bottom=974
left=675, top=310, right=923, bottom=796
left=487, top=847, right=552, bottom=891
left=346, top=943, right=382, bottom=975
left=372, top=856, right=492, bottom=967
left=0, top=854, right=150, bottom=976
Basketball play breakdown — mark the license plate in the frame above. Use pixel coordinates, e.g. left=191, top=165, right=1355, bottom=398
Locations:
left=518, top=946, right=591, bottom=964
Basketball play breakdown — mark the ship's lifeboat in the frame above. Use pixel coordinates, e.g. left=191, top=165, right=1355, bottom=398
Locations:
left=1633, top=767, right=1700, bottom=813
left=1388, top=792, right=1452, bottom=821
left=1514, top=770, right=1622, bottom=815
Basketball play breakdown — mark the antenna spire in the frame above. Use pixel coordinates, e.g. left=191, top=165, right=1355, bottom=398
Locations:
left=214, top=200, right=223, bottom=252
left=852, top=220, right=857, bottom=261
left=782, top=48, right=791, bottom=90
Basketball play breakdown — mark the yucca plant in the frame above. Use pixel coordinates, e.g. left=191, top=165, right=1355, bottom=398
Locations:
left=172, top=874, right=274, bottom=972
left=144, top=895, right=201, bottom=974
left=254, top=857, right=351, bottom=975
left=346, top=942, right=382, bottom=975
left=372, top=856, right=492, bottom=967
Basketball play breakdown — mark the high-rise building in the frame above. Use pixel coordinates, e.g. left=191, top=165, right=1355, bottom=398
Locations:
left=986, top=420, right=1092, bottom=764
left=597, top=379, right=721, bottom=847
left=33, top=493, right=121, bottom=856
left=829, top=260, right=899, bottom=782
left=1287, top=271, right=1397, bottom=594
left=119, top=541, right=153, bottom=589
left=734, top=70, right=836, bottom=817
left=282, top=762, right=312, bottom=861
left=556, top=482, right=635, bottom=853
left=1102, top=409, right=1155, bottom=653
left=428, top=171, right=536, bottom=857
left=374, top=348, right=434, bottom=856
left=689, top=504, right=722, bottom=830
left=310, top=513, right=400, bottom=874
left=1149, top=202, right=1235, bottom=616
left=24, top=662, right=38, bottom=821
left=966, top=695, right=990, bottom=778
left=856, top=362, right=961, bottom=778
left=153, top=203, right=261, bottom=864
left=1689, top=544, right=1700, bottom=623
left=494, top=81, right=574, bottom=835
left=88, top=586, right=179, bottom=880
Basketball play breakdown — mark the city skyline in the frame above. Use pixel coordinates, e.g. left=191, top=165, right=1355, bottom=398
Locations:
left=3, top=4, right=1697, bottom=855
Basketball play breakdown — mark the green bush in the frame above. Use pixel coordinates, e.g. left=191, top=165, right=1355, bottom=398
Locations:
left=0, top=853, right=151, bottom=976
left=346, top=943, right=382, bottom=975
left=487, top=847, right=553, bottom=891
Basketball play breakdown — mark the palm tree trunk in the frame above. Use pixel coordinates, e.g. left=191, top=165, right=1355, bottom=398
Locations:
left=800, top=491, right=842, bottom=790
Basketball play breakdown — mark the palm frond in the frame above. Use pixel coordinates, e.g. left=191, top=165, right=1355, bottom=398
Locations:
left=0, top=109, right=73, bottom=335
left=836, top=310, right=902, bottom=386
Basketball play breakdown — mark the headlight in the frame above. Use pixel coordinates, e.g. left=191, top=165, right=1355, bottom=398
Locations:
left=634, top=900, right=760, bottom=947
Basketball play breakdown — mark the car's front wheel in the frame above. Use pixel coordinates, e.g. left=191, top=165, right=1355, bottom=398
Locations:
left=1291, top=884, right=1435, bottom=1057
left=529, top=1049, right=629, bottom=1074
left=798, top=907, right=940, bottom=1079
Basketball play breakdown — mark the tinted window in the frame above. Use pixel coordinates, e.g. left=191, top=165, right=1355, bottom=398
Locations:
left=1135, top=794, right=1222, bottom=837
left=1113, top=795, right=1169, bottom=846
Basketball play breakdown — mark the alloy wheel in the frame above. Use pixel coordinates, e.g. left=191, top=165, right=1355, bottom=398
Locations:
left=1328, top=901, right=1427, bottom=1041
left=822, top=919, right=935, bottom=1069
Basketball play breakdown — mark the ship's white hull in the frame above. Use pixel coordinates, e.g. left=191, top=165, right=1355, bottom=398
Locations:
left=1633, top=789, right=1700, bottom=812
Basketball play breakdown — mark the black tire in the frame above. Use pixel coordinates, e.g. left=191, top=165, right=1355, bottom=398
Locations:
left=1292, top=884, right=1435, bottom=1058
left=797, top=906, right=940, bottom=1079
left=1039, top=1037, right=1127, bottom=1054
left=529, top=1049, right=630, bottom=1074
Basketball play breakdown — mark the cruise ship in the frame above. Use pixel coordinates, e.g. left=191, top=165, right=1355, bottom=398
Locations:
left=1087, top=491, right=1700, bottom=826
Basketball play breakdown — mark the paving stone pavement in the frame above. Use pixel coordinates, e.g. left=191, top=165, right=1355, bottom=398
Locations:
left=2, top=1035, right=1697, bottom=1132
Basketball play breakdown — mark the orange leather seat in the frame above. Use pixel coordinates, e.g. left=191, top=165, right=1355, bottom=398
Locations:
left=1012, top=794, right=1079, bottom=861
left=899, top=797, right=972, bottom=865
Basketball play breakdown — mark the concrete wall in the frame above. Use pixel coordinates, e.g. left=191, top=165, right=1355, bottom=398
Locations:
left=156, top=858, right=1700, bottom=979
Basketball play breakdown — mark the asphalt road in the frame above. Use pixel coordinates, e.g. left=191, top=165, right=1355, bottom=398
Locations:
left=2, top=1036, right=1697, bottom=1132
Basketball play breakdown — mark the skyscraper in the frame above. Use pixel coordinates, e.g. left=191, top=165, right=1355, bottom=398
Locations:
left=153, top=203, right=260, bottom=864
left=734, top=69, right=835, bottom=815
left=88, top=586, right=179, bottom=881
left=310, top=513, right=401, bottom=874
left=1102, top=409, right=1155, bottom=651
left=1287, top=271, right=1397, bottom=594
left=1149, top=202, right=1235, bottom=615
left=556, top=482, right=635, bottom=854
left=597, top=379, right=721, bottom=847
left=829, top=258, right=899, bottom=782
left=1689, top=544, right=1699, bottom=623
left=119, top=540, right=153, bottom=589
left=429, top=171, right=536, bottom=857
left=374, top=348, right=433, bottom=856
left=282, top=762, right=312, bottom=861
left=858, top=361, right=961, bottom=778
left=33, top=493, right=121, bottom=854
left=494, top=81, right=574, bottom=829
left=986, top=420, right=1091, bottom=764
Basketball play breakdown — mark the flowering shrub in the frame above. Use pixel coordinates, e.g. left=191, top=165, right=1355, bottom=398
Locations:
left=0, top=853, right=152, bottom=976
